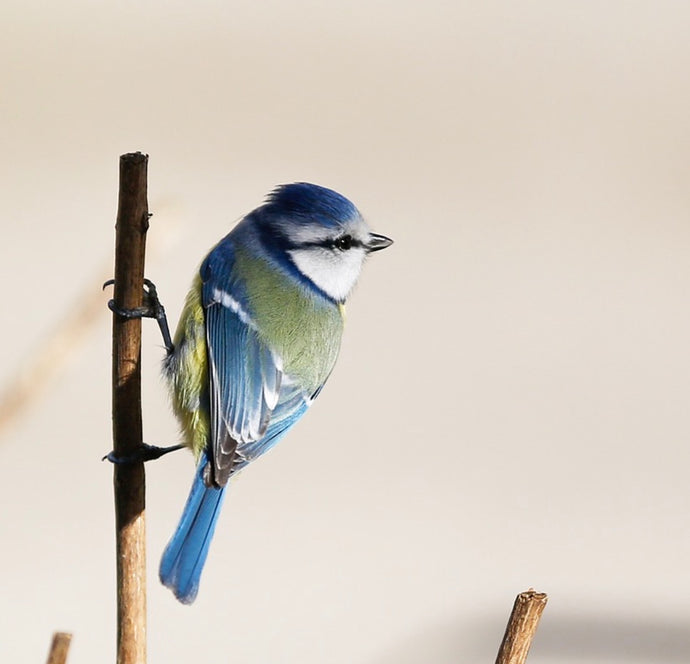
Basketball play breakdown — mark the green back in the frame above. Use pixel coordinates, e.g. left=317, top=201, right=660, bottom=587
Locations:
left=236, top=248, right=344, bottom=394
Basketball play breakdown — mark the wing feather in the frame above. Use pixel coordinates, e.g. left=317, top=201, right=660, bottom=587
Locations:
left=200, top=240, right=317, bottom=487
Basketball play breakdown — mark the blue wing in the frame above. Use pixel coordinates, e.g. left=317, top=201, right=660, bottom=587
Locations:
left=200, top=240, right=313, bottom=486
left=232, top=380, right=311, bottom=470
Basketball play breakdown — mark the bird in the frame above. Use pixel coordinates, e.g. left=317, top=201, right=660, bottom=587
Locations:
left=149, top=182, right=392, bottom=603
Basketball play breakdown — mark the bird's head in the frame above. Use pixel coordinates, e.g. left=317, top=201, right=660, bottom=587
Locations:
left=255, top=182, right=393, bottom=303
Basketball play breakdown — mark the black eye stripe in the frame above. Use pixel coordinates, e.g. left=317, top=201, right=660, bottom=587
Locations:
left=291, top=235, right=363, bottom=250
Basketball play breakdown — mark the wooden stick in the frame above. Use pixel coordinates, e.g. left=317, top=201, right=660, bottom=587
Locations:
left=495, top=589, right=548, bottom=664
left=111, top=152, right=149, bottom=664
left=45, top=632, right=72, bottom=664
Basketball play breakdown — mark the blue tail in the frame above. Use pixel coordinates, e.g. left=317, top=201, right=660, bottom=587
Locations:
left=159, top=460, right=227, bottom=604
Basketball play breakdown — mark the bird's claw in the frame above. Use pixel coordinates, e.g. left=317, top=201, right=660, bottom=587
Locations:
left=103, top=443, right=185, bottom=464
left=103, top=278, right=166, bottom=321
left=104, top=278, right=174, bottom=352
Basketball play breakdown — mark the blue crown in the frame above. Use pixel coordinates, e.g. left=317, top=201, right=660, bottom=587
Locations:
left=263, top=183, right=360, bottom=228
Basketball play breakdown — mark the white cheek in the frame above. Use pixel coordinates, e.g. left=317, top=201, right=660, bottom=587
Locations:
left=288, top=247, right=365, bottom=301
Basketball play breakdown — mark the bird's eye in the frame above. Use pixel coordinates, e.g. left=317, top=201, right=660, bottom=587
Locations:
left=333, top=235, right=353, bottom=251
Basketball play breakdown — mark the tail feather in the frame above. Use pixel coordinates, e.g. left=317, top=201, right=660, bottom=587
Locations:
left=159, top=460, right=227, bottom=604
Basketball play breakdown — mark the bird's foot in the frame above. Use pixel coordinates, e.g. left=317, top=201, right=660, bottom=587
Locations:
left=103, top=278, right=174, bottom=352
left=103, top=443, right=186, bottom=464
left=104, top=278, right=165, bottom=319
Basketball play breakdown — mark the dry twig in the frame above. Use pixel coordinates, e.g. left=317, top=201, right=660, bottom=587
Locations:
left=111, top=152, right=150, bottom=664
left=495, top=589, right=548, bottom=664
left=45, top=632, right=72, bottom=664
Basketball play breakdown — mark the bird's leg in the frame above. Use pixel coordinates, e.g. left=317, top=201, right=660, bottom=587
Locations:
left=103, top=443, right=186, bottom=464
left=103, top=278, right=175, bottom=354
left=103, top=278, right=178, bottom=463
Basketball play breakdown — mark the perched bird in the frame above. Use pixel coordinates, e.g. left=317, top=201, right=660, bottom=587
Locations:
left=155, top=183, right=392, bottom=603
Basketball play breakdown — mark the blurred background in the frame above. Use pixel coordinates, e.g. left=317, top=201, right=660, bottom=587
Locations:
left=1, top=1, right=689, bottom=662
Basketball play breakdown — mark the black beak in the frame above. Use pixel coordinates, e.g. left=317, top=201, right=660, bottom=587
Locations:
left=366, top=233, right=394, bottom=252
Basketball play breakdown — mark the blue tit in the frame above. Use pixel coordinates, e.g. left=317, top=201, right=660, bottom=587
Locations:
left=158, top=182, right=392, bottom=603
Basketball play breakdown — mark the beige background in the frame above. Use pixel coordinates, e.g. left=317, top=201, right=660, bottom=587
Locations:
left=1, top=1, right=689, bottom=662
